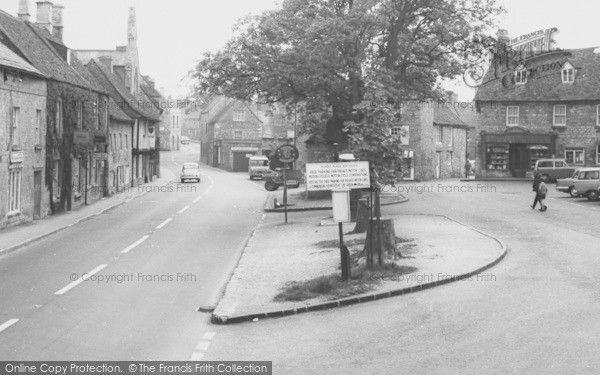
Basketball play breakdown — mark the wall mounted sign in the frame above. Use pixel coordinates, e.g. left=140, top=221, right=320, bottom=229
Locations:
left=10, top=151, right=24, bottom=164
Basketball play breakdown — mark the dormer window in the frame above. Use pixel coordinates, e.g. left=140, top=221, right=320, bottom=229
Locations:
left=562, top=62, right=574, bottom=83
left=515, top=67, right=527, bottom=84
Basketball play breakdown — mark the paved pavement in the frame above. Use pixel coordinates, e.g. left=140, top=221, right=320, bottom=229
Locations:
left=213, top=211, right=506, bottom=323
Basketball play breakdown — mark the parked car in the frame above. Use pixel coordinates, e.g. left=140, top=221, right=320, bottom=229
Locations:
left=572, top=168, right=600, bottom=201
left=534, top=158, right=576, bottom=182
left=555, top=169, right=581, bottom=197
left=180, top=162, right=201, bottom=183
left=248, top=155, right=272, bottom=180
left=181, top=136, right=190, bottom=145
left=264, top=169, right=302, bottom=191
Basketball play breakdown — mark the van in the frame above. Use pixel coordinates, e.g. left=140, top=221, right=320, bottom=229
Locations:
left=534, top=158, right=575, bottom=182
left=181, top=136, right=190, bottom=145
left=248, top=155, right=271, bottom=180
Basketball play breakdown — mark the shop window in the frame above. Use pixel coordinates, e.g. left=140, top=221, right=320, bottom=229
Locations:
left=487, top=145, right=508, bottom=170
left=8, top=169, right=22, bottom=214
left=562, top=62, right=574, bottom=83
left=515, top=68, right=527, bottom=84
left=434, top=126, right=442, bottom=144
left=233, top=111, right=245, bottom=122
left=553, top=105, right=566, bottom=126
left=506, top=106, right=519, bottom=126
left=565, top=149, right=584, bottom=165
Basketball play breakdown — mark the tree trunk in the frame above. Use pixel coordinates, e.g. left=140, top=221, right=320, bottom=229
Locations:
left=351, top=198, right=369, bottom=233
left=363, top=218, right=398, bottom=261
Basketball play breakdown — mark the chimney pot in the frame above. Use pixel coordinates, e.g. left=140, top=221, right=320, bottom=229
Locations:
left=51, top=4, right=64, bottom=41
left=35, top=1, right=53, bottom=33
left=18, top=0, right=31, bottom=21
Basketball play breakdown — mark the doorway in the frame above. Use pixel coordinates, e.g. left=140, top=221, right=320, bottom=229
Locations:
left=509, top=144, right=529, bottom=177
left=33, top=171, right=42, bottom=220
left=435, top=152, right=442, bottom=179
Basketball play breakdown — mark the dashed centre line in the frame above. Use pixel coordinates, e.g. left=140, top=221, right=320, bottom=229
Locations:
left=0, top=319, right=19, bottom=333
left=178, top=205, right=191, bottom=214
left=190, top=331, right=217, bottom=361
left=121, top=235, right=150, bottom=254
left=156, top=218, right=173, bottom=229
left=55, top=264, right=107, bottom=295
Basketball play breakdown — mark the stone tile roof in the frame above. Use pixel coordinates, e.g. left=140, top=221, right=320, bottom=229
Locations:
left=433, top=105, right=468, bottom=127
left=0, top=40, right=45, bottom=77
left=474, top=48, right=600, bottom=102
left=0, top=10, right=103, bottom=92
left=86, top=59, right=160, bottom=121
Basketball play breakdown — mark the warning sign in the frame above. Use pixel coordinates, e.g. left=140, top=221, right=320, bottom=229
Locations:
left=306, top=161, right=370, bottom=191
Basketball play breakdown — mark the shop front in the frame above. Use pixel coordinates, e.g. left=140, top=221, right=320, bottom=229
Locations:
left=479, top=127, right=557, bottom=178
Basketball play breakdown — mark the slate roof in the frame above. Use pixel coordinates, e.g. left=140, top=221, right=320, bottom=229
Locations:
left=0, top=40, right=45, bottom=77
left=0, top=9, right=104, bottom=92
left=474, top=48, right=600, bottom=102
left=86, top=59, right=160, bottom=121
left=433, top=104, right=468, bottom=127
left=74, top=50, right=128, bottom=66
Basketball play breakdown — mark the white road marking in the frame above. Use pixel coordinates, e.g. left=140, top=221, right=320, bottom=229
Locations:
left=195, top=341, right=211, bottom=351
left=192, top=196, right=203, bottom=203
left=202, top=331, right=217, bottom=340
left=177, top=205, right=191, bottom=214
left=55, top=264, right=107, bottom=295
left=190, top=352, right=204, bottom=360
left=155, top=218, right=173, bottom=230
left=0, top=319, right=19, bottom=333
left=121, top=235, right=150, bottom=254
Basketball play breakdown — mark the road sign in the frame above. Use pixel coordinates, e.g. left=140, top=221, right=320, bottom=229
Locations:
left=306, top=161, right=370, bottom=191
left=274, top=144, right=299, bottom=163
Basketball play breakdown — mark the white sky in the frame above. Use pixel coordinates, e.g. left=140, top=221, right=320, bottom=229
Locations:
left=0, top=0, right=598, bottom=100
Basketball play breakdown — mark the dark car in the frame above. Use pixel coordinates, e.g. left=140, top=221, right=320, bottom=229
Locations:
left=264, top=169, right=302, bottom=191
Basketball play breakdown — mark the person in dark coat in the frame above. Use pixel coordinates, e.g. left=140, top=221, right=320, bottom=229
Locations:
left=531, top=171, right=542, bottom=209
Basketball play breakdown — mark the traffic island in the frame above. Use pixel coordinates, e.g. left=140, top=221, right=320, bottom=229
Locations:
left=211, top=213, right=507, bottom=324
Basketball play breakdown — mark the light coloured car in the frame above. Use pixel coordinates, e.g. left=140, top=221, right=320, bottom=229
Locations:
left=180, top=162, right=201, bottom=183
left=181, top=136, right=190, bottom=145
left=572, top=168, right=600, bottom=201
left=248, top=155, right=272, bottom=180
left=534, top=158, right=576, bottom=182
left=555, top=169, right=581, bottom=197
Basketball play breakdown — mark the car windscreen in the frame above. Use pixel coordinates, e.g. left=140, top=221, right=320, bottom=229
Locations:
left=183, top=163, right=199, bottom=169
left=250, top=160, right=269, bottom=166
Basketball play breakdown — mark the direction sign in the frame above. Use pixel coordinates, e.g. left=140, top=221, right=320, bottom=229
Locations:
left=306, top=161, right=370, bottom=191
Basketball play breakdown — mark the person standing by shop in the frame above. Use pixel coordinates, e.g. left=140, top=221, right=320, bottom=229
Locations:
left=464, top=159, right=472, bottom=178
left=531, top=171, right=542, bottom=209
left=537, top=180, right=548, bottom=211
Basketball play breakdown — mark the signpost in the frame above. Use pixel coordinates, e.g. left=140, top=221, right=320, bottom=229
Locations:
left=273, top=144, right=299, bottom=224
left=306, top=161, right=370, bottom=281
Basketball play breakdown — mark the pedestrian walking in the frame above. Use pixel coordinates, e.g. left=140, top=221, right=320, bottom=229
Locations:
left=531, top=170, right=542, bottom=209
left=464, top=159, right=472, bottom=178
left=538, top=180, right=548, bottom=211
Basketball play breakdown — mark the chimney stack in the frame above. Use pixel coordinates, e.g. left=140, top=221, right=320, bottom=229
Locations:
left=51, top=4, right=64, bottom=41
left=35, top=1, right=53, bottom=34
left=18, top=0, right=30, bottom=21
left=99, top=56, right=113, bottom=71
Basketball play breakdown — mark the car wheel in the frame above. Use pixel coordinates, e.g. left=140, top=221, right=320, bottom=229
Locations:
left=265, top=180, right=278, bottom=191
left=587, top=190, right=599, bottom=201
left=568, top=187, right=577, bottom=198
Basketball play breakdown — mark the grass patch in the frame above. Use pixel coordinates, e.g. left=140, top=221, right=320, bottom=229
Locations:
left=314, top=238, right=365, bottom=249
left=274, top=262, right=419, bottom=302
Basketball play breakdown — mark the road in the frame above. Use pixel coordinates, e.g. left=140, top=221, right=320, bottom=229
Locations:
left=199, top=180, right=600, bottom=375
left=0, top=143, right=266, bottom=359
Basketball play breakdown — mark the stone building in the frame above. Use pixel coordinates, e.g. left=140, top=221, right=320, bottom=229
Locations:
left=474, top=32, right=600, bottom=177
left=199, top=97, right=294, bottom=172
left=75, top=7, right=161, bottom=184
left=1, top=1, right=111, bottom=214
left=0, top=40, right=49, bottom=228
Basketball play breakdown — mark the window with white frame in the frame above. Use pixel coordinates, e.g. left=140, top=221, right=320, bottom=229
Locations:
left=391, top=126, right=409, bottom=145
left=565, top=149, right=584, bottom=165
left=234, top=130, right=243, bottom=140
left=515, top=68, right=527, bottom=84
left=36, top=110, right=42, bottom=145
left=11, top=107, right=20, bottom=147
left=562, top=62, right=574, bottom=83
left=597, top=105, right=600, bottom=126
left=233, top=111, right=245, bottom=122
left=506, top=106, right=519, bottom=126
left=553, top=105, right=567, bottom=126
left=434, top=125, right=442, bottom=144
left=448, top=126, right=454, bottom=147
left=597, top=144, right=600, bottom=165
left=8, top=169, right=22, bottom=214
